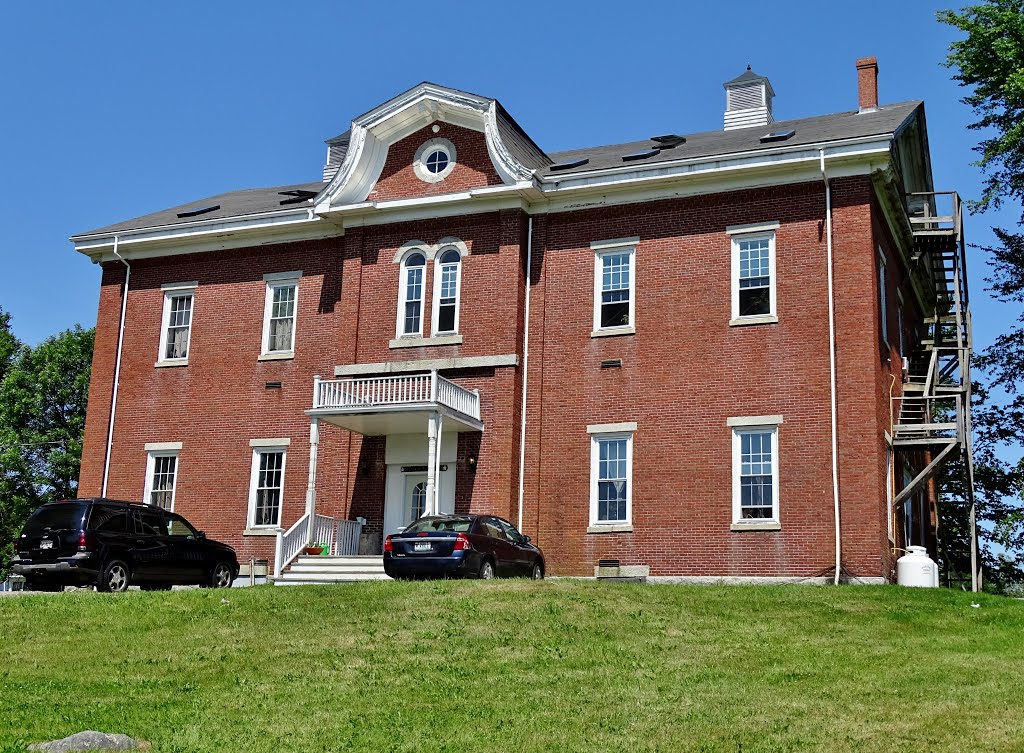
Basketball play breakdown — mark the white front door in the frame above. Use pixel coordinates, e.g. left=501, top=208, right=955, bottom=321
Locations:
left=404, top=474, right=428, bottom=529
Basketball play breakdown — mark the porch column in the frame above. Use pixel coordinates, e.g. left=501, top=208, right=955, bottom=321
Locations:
left=426, top=411, right=438, bottom=516
left=305, top=416, right=320, bottom=545
left=434, top=413, right=444, bottom=515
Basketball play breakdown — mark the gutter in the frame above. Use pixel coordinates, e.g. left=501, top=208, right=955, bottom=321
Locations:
left=517, top=216, right=533, bottom=531
left=102, top=236, right=129, bottom=497
left=820, top=150, right=843, bottom=585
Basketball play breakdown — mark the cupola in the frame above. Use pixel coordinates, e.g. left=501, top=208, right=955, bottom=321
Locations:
left=723, top=66, right=775, bottom=131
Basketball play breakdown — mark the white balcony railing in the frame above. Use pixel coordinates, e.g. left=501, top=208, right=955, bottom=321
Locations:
left=314, top=372, right=480, bottom=421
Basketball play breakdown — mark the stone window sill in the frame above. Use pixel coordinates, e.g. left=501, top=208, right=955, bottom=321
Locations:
left=729, top=315, right=778, bottom=327
left=587, top=524, right=634, bottom=534
left=389, top=334, right=464, bottom=349
left=591, top=327, right=635, bottom=339
left=730, top=522, right=782, bottom=532
left=258, top=351, right=295, bottom=362
left=243, top=528, right=281, bottom=537
left=154, top=359, right=188, bottom=368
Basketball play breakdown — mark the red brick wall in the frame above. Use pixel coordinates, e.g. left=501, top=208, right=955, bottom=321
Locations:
left=368, top=122, right=502, bottom=203
left=78, top=176, right=904, bottom=580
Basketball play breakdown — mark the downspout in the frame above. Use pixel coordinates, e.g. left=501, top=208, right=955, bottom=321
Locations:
left=102, top=236, right=129, bottom=497
left=517, top=216, right=534, bottom=531
left=820, top=150, right=842, bottom=585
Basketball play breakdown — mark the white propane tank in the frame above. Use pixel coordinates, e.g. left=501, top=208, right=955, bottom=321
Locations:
left=896, top=546, right=939, bottom=588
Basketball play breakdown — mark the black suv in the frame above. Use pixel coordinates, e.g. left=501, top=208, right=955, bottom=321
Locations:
left=12, top=498, right=239, bottom=592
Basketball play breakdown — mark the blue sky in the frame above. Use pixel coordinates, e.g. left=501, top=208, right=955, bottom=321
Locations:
left=0, top=0, right=1016, bottom=349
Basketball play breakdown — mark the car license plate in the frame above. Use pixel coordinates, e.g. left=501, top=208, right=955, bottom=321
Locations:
left=39, top=540, right=53, bottom=550
left=413, top=542, right=432, bottom=552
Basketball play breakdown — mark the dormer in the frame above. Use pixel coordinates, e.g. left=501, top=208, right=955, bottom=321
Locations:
left=313, top=82, right=550, bottom=213
left=723, top=66, right=775, bottom=131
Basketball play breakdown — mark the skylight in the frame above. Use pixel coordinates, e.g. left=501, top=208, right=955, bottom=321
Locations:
left=759, top=130, right=796, bottom=143
left=278, top=189, right=319, bottom=206
left=549, top=158, right=590, bottom=171
left=176, top=205, right=220, bottom=219
left=651, top=134, right=686, bottom=149
left=621, top=149, right=660, bottom=162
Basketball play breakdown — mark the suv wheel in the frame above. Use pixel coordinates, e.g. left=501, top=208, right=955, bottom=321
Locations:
left=99, top=560, right=131, bottom=593
left=208, top=562, right=234, bottom=589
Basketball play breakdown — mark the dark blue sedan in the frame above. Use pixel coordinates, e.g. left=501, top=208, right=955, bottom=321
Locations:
left=384, top=514, right=544, bottom=580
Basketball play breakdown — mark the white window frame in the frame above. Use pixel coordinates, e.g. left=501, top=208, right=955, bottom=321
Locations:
left=729, top=224, right=778, bottom=326
left=396, top=249, right=428, bottom=338
left=591, top=237, right=637, bottom=336
left=896, top=290, right=905, bottom=358
left=260, top=271, right=301, bottom=358
left=247, top=439, right=289, bottom=529
left=587, top=422, right=636, bottom=528
left=157, top=282, right=197, bottom=365
left=431, top=247, right=463, bottom=336
left=729, top=416, right=782, bottom=527
left=413, top=138, right=457, bottom=183
left=878, top=249, right=889, bottom=344
left=143, top=442, right=181, bottom=511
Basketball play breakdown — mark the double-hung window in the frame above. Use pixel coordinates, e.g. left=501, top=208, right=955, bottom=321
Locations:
left=158, top=282, right=196, bottom=364
left=728, top=223, right=778, bottom=325
left=248, top=440, right=289, bottom=528
left=261, top=272, right=300, bottom=357
left=432, top=248, right=462, bottom=334
left=588, top=423, right=636, bottom=528
left=729, top=416, right=781, bottom=527
left=144, top=442, right=181, bottom=511
left=592, top=238, right=637, bottom=334
left=398, top=252, right=426, bottom=337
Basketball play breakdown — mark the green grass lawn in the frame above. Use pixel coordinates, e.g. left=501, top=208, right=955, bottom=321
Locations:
left=2, top=582, right=1023, bottom=753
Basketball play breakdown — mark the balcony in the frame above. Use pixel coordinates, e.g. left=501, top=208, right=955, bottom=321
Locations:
left=307, top=372, right=483, bottom=435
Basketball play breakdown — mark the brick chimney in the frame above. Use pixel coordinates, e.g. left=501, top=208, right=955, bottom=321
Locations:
left=856, top=57, right=878, bottom=113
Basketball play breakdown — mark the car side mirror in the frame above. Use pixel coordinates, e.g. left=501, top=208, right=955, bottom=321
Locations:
left=522, top=535, right=531, bottom=544
left=197, top=531, right=206, bottom=539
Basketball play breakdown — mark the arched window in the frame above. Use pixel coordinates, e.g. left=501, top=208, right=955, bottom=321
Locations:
left=399, top=252, right=426, bottom=336
left=433, top=248, right=462, bottom=334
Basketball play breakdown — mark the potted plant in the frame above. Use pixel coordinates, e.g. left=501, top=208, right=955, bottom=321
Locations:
left=304, top=543, right=326, bottom=556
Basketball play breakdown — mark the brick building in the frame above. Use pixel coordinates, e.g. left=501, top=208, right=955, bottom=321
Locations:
left=72, top=58, right=975, bottom=584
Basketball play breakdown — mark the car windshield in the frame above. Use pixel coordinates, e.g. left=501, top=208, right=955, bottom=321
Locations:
left=24, top=502, right=89, bottom=532
left=403, top=517, right=473, bottom=534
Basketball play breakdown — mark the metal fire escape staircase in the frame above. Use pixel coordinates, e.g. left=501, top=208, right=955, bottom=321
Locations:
left=891, top=192, right=977, bottom=584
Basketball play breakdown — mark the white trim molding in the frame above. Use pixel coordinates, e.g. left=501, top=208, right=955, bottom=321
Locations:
left=250, top=437, right=292, bottom=448
left=730, top=228, right=777, bottom=325
left=587, top=422, right=638, bottom=434
left=727, top=415, right=783, bottom=427
left=593, top=238, right=637, bottom=335
left=731, top=422, right=781, bottom=528
left=413, top=138, right=457, bottom=183
left=726, top=221, right=779, bottom=236
left=589, top=427, right=635, bottom=528
left=333, top=353, right=518, bottom=376
left=260, top=271, right=300, bottom=358
left=145, top=441, right=183, bottom=452
left=156, top=283, right=196, bottom=367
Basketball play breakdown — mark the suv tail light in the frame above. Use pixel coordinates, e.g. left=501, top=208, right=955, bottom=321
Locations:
left=384, top=535, right=393, bottom=553
left=77, top=532, right=92, bottom=552
left=453, top=533, right=473, bottom=551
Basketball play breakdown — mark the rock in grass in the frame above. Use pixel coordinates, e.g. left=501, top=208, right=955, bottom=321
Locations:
left=28, top=731, right=150, bottom=752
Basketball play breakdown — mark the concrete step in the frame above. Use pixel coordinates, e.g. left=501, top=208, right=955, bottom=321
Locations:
left=288, top=563, right=386, bottom=574
left=273, top=572, right=392, bottom=585
left=294, top=555, right=383, bottom=564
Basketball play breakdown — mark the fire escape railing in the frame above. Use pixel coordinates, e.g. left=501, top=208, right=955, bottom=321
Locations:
left=893, top=191, right=977, bottom=589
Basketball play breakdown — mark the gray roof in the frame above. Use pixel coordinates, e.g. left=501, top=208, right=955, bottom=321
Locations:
left=724, top=67, right=770, bottom=86
left=542, top=101, right=921, bottom=177
left=73, top=182, right=325, bottom=238
left=74, top=100, right=921, bottom=239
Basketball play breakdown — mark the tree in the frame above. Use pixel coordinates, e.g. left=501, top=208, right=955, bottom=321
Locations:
left=0, top=323, right=94, bottom=577
left=939, top=0, right=1024, bottom=587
